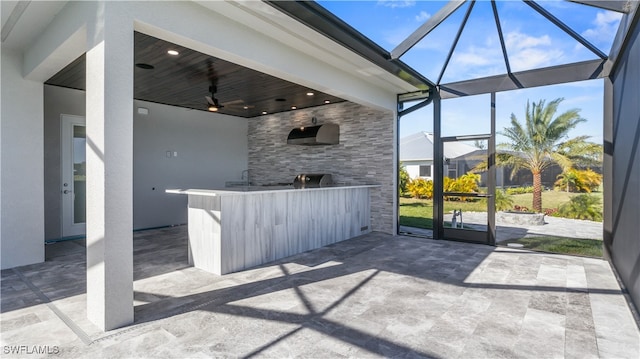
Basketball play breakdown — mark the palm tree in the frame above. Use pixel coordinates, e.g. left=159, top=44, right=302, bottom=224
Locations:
left=556, top=135, right=603, bottom=168
left=498, top=98, right=585, bottom=212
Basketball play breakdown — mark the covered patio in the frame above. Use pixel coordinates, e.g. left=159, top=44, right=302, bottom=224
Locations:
left=2, top=227, right=638, bottom=357
left=2, top=1, right=640, bottom=356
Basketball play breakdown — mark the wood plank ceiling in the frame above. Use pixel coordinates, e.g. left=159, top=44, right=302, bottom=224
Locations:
left=45, top=32, right=346, bottom=118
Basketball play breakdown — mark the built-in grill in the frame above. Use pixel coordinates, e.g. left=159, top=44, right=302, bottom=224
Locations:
left=293, top=174, right=333, bottom=189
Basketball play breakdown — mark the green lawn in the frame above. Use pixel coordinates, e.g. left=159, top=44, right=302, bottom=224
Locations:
left=399, top=198, right=481, bottom=230
left=510, top=191, right=603, bottom=211
left=501, top=236, right=603, bottom=257
left=399, top=191, right=604, bottom=257
left=399, top=190, right=603, bottom=229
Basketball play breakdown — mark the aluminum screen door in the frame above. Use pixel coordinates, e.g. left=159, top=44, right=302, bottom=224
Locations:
left=432, top=93, right=497, bottom=245
left=440, top=135, right=495, bottom=244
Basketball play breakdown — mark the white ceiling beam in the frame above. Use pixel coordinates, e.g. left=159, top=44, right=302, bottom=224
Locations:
left=22, top=2, right=88, bottom=82
left=1, top=1, right=30, bottom=42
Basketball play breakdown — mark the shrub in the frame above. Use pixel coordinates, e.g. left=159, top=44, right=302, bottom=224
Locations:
left=555, top=168, right=602, bottom=193
left=557, top=194, right=602, bottom=221
left=457, top=173, right=481, bottom=193
left=399, top=164, right=410, bottom=197
left=444, top=173, right=480, bottom=201
left=407, top=178, right=433, bottom=199
left=506, top=186, right=534, bottom=195
left=494, top=189, right=514, bottom=211
left=406, top=173, right=480, bottom=201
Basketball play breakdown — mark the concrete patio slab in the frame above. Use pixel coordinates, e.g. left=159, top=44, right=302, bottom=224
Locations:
left=1, top=226, right=638, bottom=358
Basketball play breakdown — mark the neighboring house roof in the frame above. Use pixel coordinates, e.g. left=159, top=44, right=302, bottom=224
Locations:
left=450, top=149, right=486, bottom=161
left=400, top=132, right=477, bottom=161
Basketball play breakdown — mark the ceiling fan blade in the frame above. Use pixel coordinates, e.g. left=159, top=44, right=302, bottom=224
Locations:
left=221, top=99, right=254, bottom=109
left=226, top=104, right=254, bottom=109
left=205, top=95, right=215, bottom=105
left=221, top=99, right=245, bottom=106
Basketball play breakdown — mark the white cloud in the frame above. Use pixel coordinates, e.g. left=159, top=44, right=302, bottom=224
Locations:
left=582, top=11, right=622, bottom=44
left=454, top=49, right=494, bottom=66
left=504, top=31, right=563, bottom=71
left=509, top=47, right=564, bottom=71
left=442, top=31, right=565, bottom=81
left=443, top=41, right=505, bottom=81
left=415, top=10, right=430, bottom=22
left=505, top=32, right=551, bottom=51
left=377, top=0, right=415, bottom=9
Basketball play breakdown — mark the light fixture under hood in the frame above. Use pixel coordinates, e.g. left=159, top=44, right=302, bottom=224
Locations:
left=287, top=123, right=339, bottom=146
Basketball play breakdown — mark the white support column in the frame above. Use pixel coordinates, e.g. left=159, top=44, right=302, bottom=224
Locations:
left=85, top=2, right=134, bottom=331
left=0, top=49, right=45, bottom=269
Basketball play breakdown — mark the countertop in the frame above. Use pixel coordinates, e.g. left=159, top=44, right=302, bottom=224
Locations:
left=166, top=184, right=380, bottom=197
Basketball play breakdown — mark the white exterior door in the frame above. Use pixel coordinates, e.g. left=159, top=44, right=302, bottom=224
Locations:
left=61, top=115, right=86, bottom=237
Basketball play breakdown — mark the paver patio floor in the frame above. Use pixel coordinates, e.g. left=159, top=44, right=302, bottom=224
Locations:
left=1, top=226, right=639, bottom=358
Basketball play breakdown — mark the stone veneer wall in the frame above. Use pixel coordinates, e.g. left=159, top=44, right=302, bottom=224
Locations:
left=248, top=101, right=395, bottom=234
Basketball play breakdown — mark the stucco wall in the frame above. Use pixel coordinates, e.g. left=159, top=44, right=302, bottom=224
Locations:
left=608, top=14, right=640, bottom=313
left=43, top=85, right=86, bottom=239
left=248, top=101, right=396, bottom=234
left=132, top=99, right=248, bottom=229
left=43, top=86, right=249, bottom=238
left=1, top=50, right=45, bottom=269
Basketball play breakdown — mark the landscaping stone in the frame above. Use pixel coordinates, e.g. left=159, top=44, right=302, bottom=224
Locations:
left=497, top=211, right=546, bottom=225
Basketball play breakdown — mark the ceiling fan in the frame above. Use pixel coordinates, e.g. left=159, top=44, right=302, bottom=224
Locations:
left=206, top=85, right=223, bottom=112
left=204, top=85, right=255, bottom=112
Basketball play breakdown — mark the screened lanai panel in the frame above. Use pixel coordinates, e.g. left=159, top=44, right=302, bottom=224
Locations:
left=539, top=1, right=623, bottom=52
left=318, top=0, right=455, bottom=52
left=318, top=0, right=467, bottom=81
left=400, top=3, right=471, bottom=83
left=318, top=0, right=623, bottom=86
left=496, top=1, right=605, bottom=71
left=437, top=1, right=508, bottom=83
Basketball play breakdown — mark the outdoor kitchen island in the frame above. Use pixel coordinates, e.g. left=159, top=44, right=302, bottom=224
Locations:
left=166, top=185, right=378, bottom=275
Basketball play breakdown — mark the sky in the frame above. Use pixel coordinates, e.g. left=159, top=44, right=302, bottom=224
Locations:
left=318, top=0, right=622, bottom=145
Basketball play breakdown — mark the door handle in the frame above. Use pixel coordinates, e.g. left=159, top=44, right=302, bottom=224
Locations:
left=63, top=190, right=71, bottom=194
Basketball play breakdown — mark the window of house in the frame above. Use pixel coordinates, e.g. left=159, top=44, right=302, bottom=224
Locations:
left=447, top=162, right=458, bottom=178
left=419, top=165, right=432, bottom=177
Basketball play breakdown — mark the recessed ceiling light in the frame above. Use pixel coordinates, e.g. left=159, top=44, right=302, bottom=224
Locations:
left=262, top=111, right=267, bottom=115
left=324, top=100, right=331, bottom=104
left=243, top=106, right=249, bottom=110
left=306, top=92, right=314, bottom=96
left=291, top=106, right=297, bottom=110
left=167, top=50, right=179, bottom=56
left=135, top=63, right=154, bottom=70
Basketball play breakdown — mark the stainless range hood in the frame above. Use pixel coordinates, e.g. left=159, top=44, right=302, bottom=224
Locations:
left=287, top=124, right=339, bottom=145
